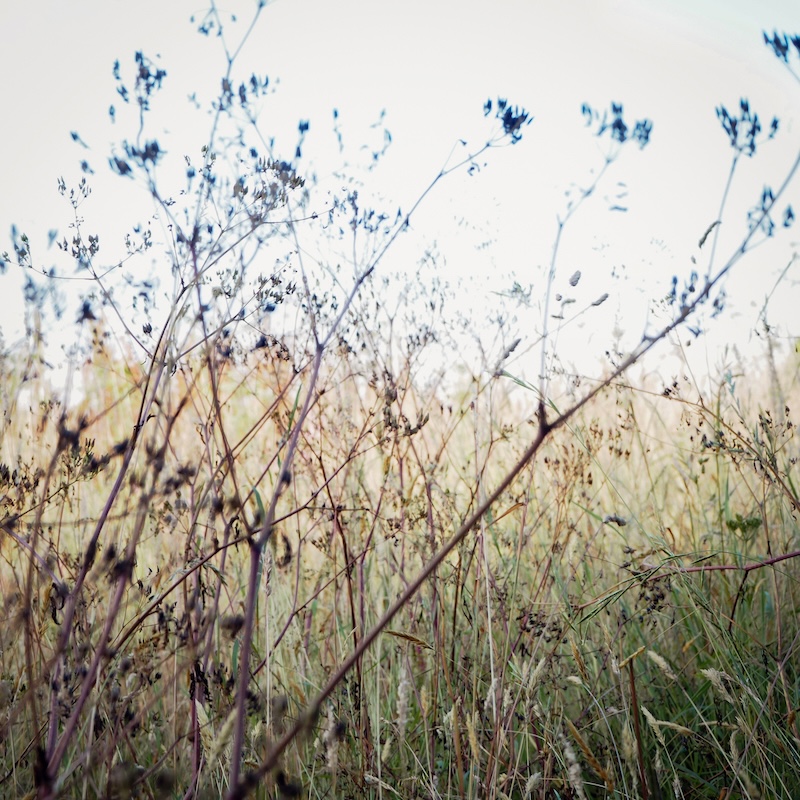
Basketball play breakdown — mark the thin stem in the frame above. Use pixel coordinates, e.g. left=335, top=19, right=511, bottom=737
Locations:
left=230, top=144, right=800, bottom=798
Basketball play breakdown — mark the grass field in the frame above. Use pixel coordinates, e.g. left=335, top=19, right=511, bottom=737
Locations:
left=1, top=314, right=798, bottom=799
left=1, top=17, right=797, bottom=797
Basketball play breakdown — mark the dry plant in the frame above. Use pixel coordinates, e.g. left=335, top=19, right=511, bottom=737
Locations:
left=1, top=7, right=799, bottom=799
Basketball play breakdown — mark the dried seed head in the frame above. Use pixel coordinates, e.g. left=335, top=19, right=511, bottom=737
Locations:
left=647, top=649, right=677, bottom=681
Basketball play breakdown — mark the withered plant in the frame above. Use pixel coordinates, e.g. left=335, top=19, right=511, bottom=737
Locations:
left=1, top=8, right=799, bottom=800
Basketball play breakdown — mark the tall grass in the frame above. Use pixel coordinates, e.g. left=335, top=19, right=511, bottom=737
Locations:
left=1, top=9, right=799, bottom=798
left=2, top=318, right=799, bottom=798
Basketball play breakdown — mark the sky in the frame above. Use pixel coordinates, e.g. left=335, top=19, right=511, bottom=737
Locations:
left=1, top=0, right=799, bottom=397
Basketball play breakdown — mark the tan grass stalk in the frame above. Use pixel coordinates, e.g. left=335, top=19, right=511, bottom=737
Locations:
left=565, top=716, right=614, bottom=791
left=618, top=645, right=646, bottom=670
left=570, top=635, right=590, bottom=684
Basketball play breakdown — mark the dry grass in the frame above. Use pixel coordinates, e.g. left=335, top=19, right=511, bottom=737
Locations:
left=1, top=13, right=798, bottom=797
left=2, top=318, right=799, bottom=799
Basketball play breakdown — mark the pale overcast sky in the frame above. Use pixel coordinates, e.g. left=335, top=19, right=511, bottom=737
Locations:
left=1, top=0, right=799, bottom=390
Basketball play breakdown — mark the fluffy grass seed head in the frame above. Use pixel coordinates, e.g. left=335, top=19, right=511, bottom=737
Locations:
left=381, top=734, right=393, bottom=765
left=442, top=708, right=453, bottom=732
left=195, top=701, right=215, bottom=766
left=484, top=675, right=499, bottom=715
left=528, top=657, right=547, bottom=696
left=647, top=649, right=677, bottom=681
left=559, top=729, right=588, bottom=800
left=524, top=772, right=543, bottom=798
left=324, top=710, right=341, bottom=773
left=701, top=668, right=736, bottom=706
left=465, top=710, right=481, bottom=765
left=502, top=685, right=514, bottom=717
left=395, top=673, right=410, bottom=741
left=641, top=705, right=667, bottom=747
left=210, top=706, right=235, bottom=769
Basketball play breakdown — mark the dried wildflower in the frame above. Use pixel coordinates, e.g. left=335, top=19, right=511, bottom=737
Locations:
left=736, top=714, right=752, bottom=737
left=654, top=748, right=664, bottom=776
left=364, top=774, right=396, bottom=792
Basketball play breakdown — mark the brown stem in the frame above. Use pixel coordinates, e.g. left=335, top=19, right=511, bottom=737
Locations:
left=628, top=661, right=649, bottom=800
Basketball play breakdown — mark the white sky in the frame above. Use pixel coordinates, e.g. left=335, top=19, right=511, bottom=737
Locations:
left=1, top=0, right=799, bottom=394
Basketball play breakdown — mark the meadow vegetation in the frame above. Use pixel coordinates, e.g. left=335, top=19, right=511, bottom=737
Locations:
left=1, top=7, right=799, bottom=799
